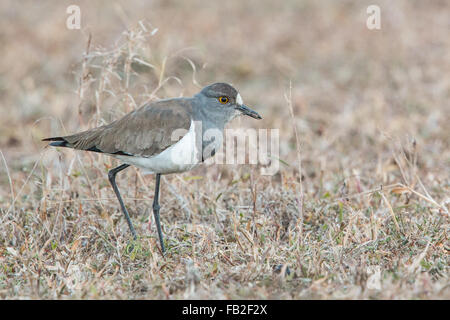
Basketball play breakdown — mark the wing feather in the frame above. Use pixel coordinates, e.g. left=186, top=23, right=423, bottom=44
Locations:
left=44, top=98, right=192, bottom=158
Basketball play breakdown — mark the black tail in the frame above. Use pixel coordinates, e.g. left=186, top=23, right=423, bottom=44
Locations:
left=42, top=136, right=127, bottom=155
left=42, top=137, right=70, bottom=148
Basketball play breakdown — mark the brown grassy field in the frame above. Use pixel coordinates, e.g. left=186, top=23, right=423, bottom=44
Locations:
left=0, top=0, right=448, bottom=299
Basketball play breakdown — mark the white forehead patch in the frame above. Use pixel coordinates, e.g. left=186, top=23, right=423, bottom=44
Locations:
left=236, top=93, right=243, bottom=105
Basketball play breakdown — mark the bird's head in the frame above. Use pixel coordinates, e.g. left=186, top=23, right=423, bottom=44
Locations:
left=196, top=83, right=262, bottom=121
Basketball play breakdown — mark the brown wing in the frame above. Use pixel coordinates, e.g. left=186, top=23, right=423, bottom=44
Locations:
left=43, top=98, right=192, bottom=157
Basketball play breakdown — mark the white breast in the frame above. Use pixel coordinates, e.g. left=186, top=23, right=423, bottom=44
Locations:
left=114, top=120, right=201, bottom=174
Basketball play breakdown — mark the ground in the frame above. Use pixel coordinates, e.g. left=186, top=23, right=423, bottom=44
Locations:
left=0, top=0, right=448, bottom=299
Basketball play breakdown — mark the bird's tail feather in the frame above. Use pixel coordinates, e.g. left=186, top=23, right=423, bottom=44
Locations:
left=42, top=137, right=71, bottom=148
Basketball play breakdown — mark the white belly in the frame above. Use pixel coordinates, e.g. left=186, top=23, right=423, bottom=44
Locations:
left=114, top=120, right=201, bottom=174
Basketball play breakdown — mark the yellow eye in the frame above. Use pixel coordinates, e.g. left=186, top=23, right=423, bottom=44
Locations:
left=218, top=96, right=229, bottom=104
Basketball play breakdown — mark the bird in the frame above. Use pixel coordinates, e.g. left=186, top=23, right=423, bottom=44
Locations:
left=43, top=83, right=262, bottom=254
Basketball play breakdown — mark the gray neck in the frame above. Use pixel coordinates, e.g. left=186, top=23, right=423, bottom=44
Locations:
left=191, top=94, right=235, bottom=160
left=191, top=95, right=234, bottom=129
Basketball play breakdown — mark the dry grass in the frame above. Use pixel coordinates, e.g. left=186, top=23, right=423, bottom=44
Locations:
left=0, top=0, right=449, bottom=299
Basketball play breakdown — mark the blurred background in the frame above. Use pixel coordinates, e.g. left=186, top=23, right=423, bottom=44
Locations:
left=1, top=0, right=448, bottom=180
left=0, top=0, right=448, bottom=299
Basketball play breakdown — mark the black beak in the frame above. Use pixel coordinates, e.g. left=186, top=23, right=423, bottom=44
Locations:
left=235, top=104, right=262, bottom=119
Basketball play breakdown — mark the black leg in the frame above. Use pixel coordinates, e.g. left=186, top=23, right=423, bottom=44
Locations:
left=108, top=164, right=137, bottom=240
left=153, top=173, right=165, bottom=253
